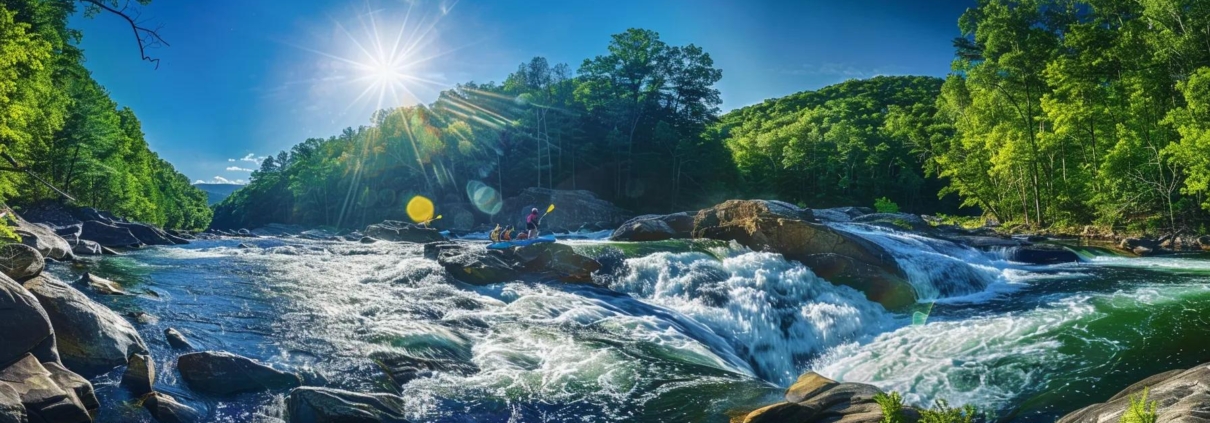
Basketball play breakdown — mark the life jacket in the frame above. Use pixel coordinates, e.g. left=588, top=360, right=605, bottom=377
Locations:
left=516, top=232, right=529, bottom=240
left=527, top=212, right=539, bottom=224
left=489, top=225, right=501, bottom=242
left=502, top=230, right=512, bottom=241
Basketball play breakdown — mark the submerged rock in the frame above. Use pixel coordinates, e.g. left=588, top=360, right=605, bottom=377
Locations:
left=142, top=392, right=202, bottom=423
left=286, top=387, right=410, bottom=423
left=0, top=274, right=59, bottom=366
left=164, top=328, right=193, bottom=350
left=177, top=351, right=300, bottom=395
left=0, top=243, right=43, bottom=282
left=426, top=242, right=600, bottom=285
left=22, top=275, right=148, bottom=377
left=75, top=273, right=126, bottom=296
left=0, top=354, right=94, bottom=423
left=692, top=200, right=913, bottom=309
left=1008, top=244, right=1080, bottom=265
left=1058, top=365, right=1210, bottom=423
left=371, top=351, right=479, bottom=388
left=365, top=221, right=445, bottom=243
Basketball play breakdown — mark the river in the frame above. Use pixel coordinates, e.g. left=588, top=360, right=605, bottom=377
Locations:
left=43, top=224, right=1210, bottom=422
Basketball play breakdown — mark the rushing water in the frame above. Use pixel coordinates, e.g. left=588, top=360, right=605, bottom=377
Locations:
left=41, top=226, right=1210, bottom=423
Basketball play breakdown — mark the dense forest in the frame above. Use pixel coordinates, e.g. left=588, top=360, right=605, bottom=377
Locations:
left=0, top=0, right=211, bottom=230
left=211, top=0, right=1210, bottom=234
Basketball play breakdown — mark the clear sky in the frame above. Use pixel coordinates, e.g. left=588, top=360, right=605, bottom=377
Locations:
left=69, top=0, right=973, bottom=184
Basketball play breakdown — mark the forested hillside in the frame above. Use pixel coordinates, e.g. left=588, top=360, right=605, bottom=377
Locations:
left=0, top=0, right=211, bottom=230
left=212, top=29, right=737, bottom=229
left=217, top=0, right=1210, bottom=234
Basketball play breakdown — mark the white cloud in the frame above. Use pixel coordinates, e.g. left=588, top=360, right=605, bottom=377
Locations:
left=775, top=63, right=892, bottom=79
left=239, top=153, right=267, bottom=163
left=228, top=158, right=236, bottom=162
left=226, top=166, right=254, bottom=172
left=193, top=176, right=247, bottom=185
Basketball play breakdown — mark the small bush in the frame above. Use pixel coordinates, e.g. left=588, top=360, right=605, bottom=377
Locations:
left=1120, top=387, right=1158, bottom=423
left=919, top=399, right=985, bottom=423
left=874, top=391, right=907, bottom=423
left=875, top=197, right=900, bottom=213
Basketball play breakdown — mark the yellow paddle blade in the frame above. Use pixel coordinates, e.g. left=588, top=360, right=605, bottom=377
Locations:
left=546, top=204, right=555, bottom=213
left=434, top=215, right=443, bottom=220
left=406, top=196, right=435, bottom=223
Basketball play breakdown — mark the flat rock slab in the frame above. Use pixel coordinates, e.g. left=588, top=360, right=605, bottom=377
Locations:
left=177, top=351, right=300, bottom=395
left=22, top=275, right=148, bottom=377
left=286, top=387, right=410, bottom=423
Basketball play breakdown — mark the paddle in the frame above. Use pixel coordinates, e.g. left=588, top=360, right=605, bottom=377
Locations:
left=421, top=215, right=443, bottom=228
left=538, top=204, right=555, bottom=223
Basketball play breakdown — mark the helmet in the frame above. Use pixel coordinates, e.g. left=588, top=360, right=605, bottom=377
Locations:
left=531, top=208, right=539, bottom=213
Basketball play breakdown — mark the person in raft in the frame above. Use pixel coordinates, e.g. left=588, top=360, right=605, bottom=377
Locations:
left=489, top=224, right=502, bottom=242
left=526, top=207, right=540, bottom=238
left=501, top=226, right=513, bottom=241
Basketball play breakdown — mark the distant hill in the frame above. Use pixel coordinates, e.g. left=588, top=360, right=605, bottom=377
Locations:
left=194, top=183, right=244, bottom=205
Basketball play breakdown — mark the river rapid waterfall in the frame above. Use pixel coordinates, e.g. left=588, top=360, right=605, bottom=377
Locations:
left=45, top=224, right=1210, bottom=422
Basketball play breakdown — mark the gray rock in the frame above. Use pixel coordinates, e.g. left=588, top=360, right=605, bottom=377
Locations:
left=286, top=387, right=410, bottom=423
left=177, top=351, right=300, bottom=395
left=42, top=361, right=98, bottom=417
left=75, top=273, right=126, bottom=296
left=370, top=351, right=479, bottom=388
left=742, top=372, right=913, bottom=423
left=164, top=328, right=193, bottom=350
left=22, top=275, right=148, bottom=377
left=142, top=392, right=202, bottom=423
left=12, top=217, right=74, bottom=262
left=0, top=243, right=43, bottom=282
left=0, top=274, right=58, bottom=366
left=609, top=212, right=696, bottom=242
left=0, top=354, right=91, bottom=423
left=122, top=353, right=154, bottom=396
left=80, top=220, right=140, bottom=247
left=0, top=383, right=25, bottom=423
left=425, top=242, right=600, bottom=285
left=359, top=236, right=378, bottom=244
left=70, top=240, right=102, bottom=256
left=364, top=221, right=445, bottom=243
left=1058, top=365, right=1210, bottom=423
left=852, top=212, right=932, bottom=232
left=115, top=222, right=174, bottom=246
left=812, top=207, right=873, bottom=223
left=1007, top=245, right=1080, bottom=265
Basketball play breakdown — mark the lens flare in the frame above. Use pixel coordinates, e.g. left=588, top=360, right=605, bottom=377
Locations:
left=465, top=180, right=502, bottom=215
left=407, top=196, right=435, bottom=223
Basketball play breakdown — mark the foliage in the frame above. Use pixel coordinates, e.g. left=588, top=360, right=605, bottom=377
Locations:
left=1120, top=387, right=1159, bottom=423
left=874, top=391, right=907, bottom=423
left=875, top=197, right=901, bottom=213
left=214, top=29, right=736, bottom=229
left=919, top=399, right=983, bottom=423
left=0, top=0, right=210, bottom=230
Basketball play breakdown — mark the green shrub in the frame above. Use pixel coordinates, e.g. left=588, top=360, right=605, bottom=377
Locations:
left=875, top=197, right=900, bottom=213
left=919, top=399, right=984, bottom=423
left=0, top=211, right=20, bottom=243
left=1120, top=387, right=1158, bottom=423
left=874, top=391, right=907, bottom=423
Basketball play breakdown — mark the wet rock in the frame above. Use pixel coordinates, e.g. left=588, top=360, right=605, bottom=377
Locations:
left=812, top=207, right=874, bottom=223
left=0, top=354, right=92, bottom=423
left=5, top=206, right=74, bottom=261
left=852, top=212, right=932, bottom=232
left=122, top=353, right=155, bottom=396
left=1008, top=244, right=1080, bottom=265
left=1057, top=365, right=1210, bottom=423
left=365, top=221, right=445, bottom=243
left=370, top=351, right=479, bottom=388
left=0, top=274, right=59, bottom=366
left=75, top=273, right=126, bottom=295
left=164, top=233, right=191, bottom=245
left=692, top=200, right=913, bottom=309
left=286, top=387, right=410, bottom=423
left=609, top=212, right=695, bottom=242
left=114, top=222, right=174, bottom=246
left=177, top=351, right=300, bottom=395
left=164, top=328, right=193, bottom=350
left=946, top=235, right=1026, bottom=248
left=359, top=236, right=377, bottom=244
left=742, top=372, right=911, bottom=423
left=492, top=187, right=631, bottom=232
left=142, top=392, right=202, bottom=423
left=70, top=239, right=102, bottom=256
left=237, top=243, right=253, bottom=249
left=81, top=220, right=140, bottom=247
left=22, top=275, right=148, bottom=377
left=427, top=242, right=601, bottom=285
left=0, top=243, right=43, bottom=282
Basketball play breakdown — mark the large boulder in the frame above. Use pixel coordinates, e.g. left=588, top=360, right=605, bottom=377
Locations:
left=122, top=353, right=155, bottom=396
left=286, top=387, right=410, bottom=423
left=22, top=275, right=148, bottom=377
left=0, top=243, right=43, bottom=282
left=0, top=354, right=93, bottom=423
left=80, top=220, right=140, bottom=248
left=692, top=200, right=913, bottom=309
left=177, top=351, right=300, bottom=395
left=142, top=392, right=202, bottom=423
left=493, top=188, right=631, bottom=231
left=425, top=242, right=600, bottom=285
left=812, top=207, right=874, bottom=223
left=1058, top=365, right=1210, bottom=423
left=70, top=240, right=102, bottom=256
left=370, top=351, right=479, bottom=389
left=364, top=221, right=445, bottom=243
left=741, top=372, right=915, bottom=423
left=114, top=222, right=174, bottom=246
left=609, top=212, right=695, bottom=242
left=0, top=274, right=58, bottom=367
left=0, top=383, right=24, bottom=423
left=3, top=205, right=73, bottom=262
left=1007, top=244, right=1080, bottom=265
left=851, top=212, right=933, bottom=232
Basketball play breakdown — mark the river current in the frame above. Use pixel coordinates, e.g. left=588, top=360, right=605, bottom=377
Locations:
left=43, top=225, right=1210, bottom=422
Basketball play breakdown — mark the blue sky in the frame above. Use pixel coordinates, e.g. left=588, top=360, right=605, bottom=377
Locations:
left=70, top=0, right=972, bottom=184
